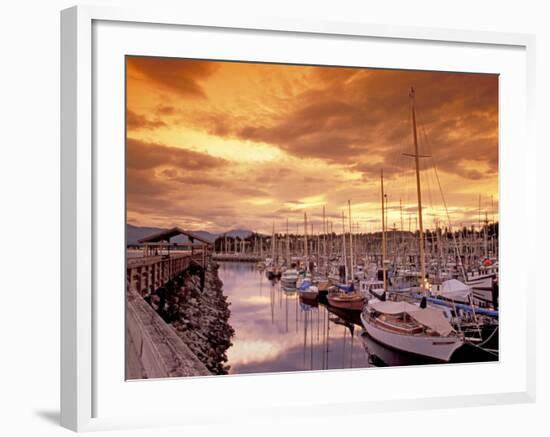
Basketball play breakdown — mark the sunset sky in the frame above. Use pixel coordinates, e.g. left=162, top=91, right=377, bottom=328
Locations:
left=126, top=56, right=498, bottom=235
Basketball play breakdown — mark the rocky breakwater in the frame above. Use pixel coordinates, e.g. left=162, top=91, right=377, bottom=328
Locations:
left=145, top=261, right=234, bottom=375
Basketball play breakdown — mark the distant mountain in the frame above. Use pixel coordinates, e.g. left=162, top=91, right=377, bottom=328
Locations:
left=223, top=229, right=254, bottom=239
left=126, top=224, right=253, bottom=245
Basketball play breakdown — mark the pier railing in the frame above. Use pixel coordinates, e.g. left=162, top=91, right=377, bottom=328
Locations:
left=127, top=252, right=206, bottom=297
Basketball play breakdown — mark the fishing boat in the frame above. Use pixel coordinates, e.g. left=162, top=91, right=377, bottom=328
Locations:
left=360, top=88, right=464, bottom=362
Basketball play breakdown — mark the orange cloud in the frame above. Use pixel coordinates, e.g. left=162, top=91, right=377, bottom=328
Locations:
left=126, top=57, right=498, bottom=233
left=127, top=138, right=227, bottom=171
left=127, top=56, right=219, bottom=98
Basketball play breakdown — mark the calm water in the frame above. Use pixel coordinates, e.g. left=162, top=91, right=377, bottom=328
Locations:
left=218, top=262, right=496, bottom=374
left=219, top=261, right=372, bottom=374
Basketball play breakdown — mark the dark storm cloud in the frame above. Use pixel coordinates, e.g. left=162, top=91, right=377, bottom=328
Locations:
left=183, top=67, right=498, bottom=178
left=127, top=56, right=219, bottom=98
left=126, top=138, right=227, bottom=171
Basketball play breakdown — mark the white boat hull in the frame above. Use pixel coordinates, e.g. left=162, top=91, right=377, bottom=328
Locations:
left=465, top=275, right=494, bottom=289
left=281, top=277, right=298, bottom=289
left=471, top=287, right=493, bottom=305
left=360, top=313, right=463, bottom=362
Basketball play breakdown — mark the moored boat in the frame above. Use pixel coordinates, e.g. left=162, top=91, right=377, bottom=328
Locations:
left=327, top=284, right=365, bottom=311
left=359, top=88, right=465, bottom=363
left=281, top=266, right=299, bottom=289
left=360, top=299, right=464, bottom=362
left=359, top=279, right=385, bottom=298
left=314, top=277, right=331, bottom=296
left=298, top=279, right=319, bottom=300
left=266, top=266, right=281, bottom=280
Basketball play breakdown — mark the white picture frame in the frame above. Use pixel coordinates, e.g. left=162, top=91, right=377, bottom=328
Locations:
left=60, top=5, right=536, bottom=432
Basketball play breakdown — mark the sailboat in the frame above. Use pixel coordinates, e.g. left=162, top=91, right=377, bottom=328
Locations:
left=327, top=210, right=365, bottom=311
left=360, top=88, right=464, bottom=362
left=328, top=286, right=365, bottom=311
left=296, top=213, right=317, bottom=298
left=266, top=223, right=281, bottom=280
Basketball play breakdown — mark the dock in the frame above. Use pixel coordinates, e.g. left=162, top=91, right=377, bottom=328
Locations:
left=126, top=227, right=214, bottom=378
left=127, top=253, right=204, bottom=297
left=126, top=286, right=210, bottom=378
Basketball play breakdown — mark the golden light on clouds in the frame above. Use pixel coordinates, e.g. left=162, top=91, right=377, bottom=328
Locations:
left=126, top=56, right=498, bottom=234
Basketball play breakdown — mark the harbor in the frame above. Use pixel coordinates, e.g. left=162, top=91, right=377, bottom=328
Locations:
left=219, top=261, right=496, bottom=373
left=126, top=231, right=497, bottom=378
left=126, top=205, right=498, bottom=377
left=125, top=58, right=499, bottom=378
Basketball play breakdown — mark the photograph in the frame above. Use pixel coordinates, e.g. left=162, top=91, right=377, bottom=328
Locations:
left=125, top=56, right=499, bottom=379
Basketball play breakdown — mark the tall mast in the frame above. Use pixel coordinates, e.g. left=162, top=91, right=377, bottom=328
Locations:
left=478, top=194, right=482, bottom=232
left=409, top=87, right=426, bottom=289
left=296, top=223, right=300, bottom=254
left=491, top=195, right=495, bottom=224
left=304, top=212, right=309, bottom=271
left=259, top=233, right=263, bottom=258
left=316, top=228, right=320, bottom=269
left=271, top=222, right=275, bottom=262
left=400, top=198, right=404, bottom=245
left=323, top=205, right=327, bottom=270
left=286, top=218, right=290, bottom=264
left=484, top=211, right=488, bottom=259
left=341, top=210, right=348, bottom=283
left=381, top=169, right=387, bottom=290
left=348, top=200, right=353, bottom=272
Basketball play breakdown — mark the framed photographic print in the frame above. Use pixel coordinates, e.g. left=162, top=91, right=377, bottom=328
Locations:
left=61, top=5, right=536, bottom=432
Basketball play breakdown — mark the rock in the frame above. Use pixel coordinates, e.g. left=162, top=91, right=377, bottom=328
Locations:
left=147, top=261, right=234, bottom=375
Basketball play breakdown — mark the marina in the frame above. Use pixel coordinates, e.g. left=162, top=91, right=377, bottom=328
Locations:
left=219, top=261, right=496, bottom=373
left=125, top=57, right=499, bottom=378
left=124, top=227, right=499, bottom=375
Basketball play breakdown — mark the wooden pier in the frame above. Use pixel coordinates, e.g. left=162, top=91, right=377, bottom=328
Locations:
left=127, top=253, right=204, bottom=297
left=128, top=226, right=213, bottom=297
left=126, top=286, right=210, bottom=379
left=126, top=227, right=215, bottom=378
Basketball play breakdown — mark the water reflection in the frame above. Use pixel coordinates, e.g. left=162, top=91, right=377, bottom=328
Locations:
left=219, top=262, right=369, bottom=374
left=219, top=262, right=495, bottom=374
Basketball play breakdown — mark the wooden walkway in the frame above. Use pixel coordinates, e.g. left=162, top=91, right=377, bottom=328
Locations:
left=127, top=252, right=204, bottom=297
left=126, top=252, right=211, bottom=378
left=126, top=288, right=210, bottom=379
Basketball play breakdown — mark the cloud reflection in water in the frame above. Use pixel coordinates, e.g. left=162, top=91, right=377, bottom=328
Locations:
left=219, top=262, right=369, bottom=374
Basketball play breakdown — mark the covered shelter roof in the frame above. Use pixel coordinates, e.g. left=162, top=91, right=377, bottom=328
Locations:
left=138, top=227, right=212, bottom=246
